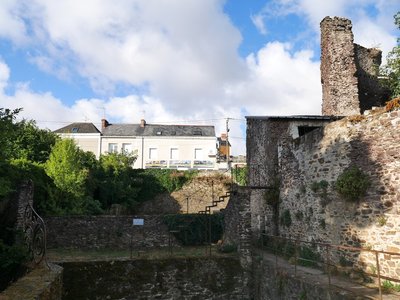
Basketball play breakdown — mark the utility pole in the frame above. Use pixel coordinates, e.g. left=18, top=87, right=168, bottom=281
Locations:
left=226, top=118, right=231, bottom=170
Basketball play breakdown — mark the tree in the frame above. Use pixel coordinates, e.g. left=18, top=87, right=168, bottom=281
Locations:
left=381, top=12, right=400, bottom=98
left=12, top=120, right=58, bottom=163
left=0, top=108, right=21, bottom=162
left=95, top=151, right=139, bottom=211
left=44, top=139, right=91, bottom=214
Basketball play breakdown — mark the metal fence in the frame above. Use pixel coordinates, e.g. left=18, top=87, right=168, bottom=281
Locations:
left=258, top=233, right=400, bottom=299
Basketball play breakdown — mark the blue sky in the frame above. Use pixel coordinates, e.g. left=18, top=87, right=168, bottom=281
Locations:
left=0, top=0, right=398, bottom=154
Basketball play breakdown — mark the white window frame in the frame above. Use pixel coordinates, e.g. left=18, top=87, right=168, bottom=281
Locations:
left=108, top=143, right=118, bottom=153
left=149, top=148, right=158, bottom=160
left=122, top=143, right=133, bottom=154
left=170, top=148, right=179, bottom=160
left=194, top=148, right=203, bottom=160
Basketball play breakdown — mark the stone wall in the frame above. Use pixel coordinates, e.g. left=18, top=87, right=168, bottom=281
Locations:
left=223, top=187, right=253, bottom=270
left=320, top=16, right=360, bottom=116
left=60, top=257, right=250, bottom=300
left=246, top=117, right=334, bottom=237
left=278, top=109, right=400, bottom=278
left=320, top=17, right=386, bottom=116
left=45, top=215, right=177, bottom=249
left=0, top=263, right=63, bottom=300
left=246, top=117, right=290, bottom=237
left=354, top=44, right=388, bottom=112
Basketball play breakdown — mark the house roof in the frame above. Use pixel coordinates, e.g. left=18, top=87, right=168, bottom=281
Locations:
left=245, top=115, right=342, bottom=121
left=102, top=124, right=216, bottom=137
left=54, top=123, right=101, bottom=134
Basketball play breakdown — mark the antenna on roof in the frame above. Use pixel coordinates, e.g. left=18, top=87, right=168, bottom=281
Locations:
left=97, top=106, right=106, bottom=119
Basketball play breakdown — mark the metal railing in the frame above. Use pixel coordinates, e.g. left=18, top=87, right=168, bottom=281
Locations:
left=258, top=233, right=400, bottom=300
left=23, top=203, right=47, bottom=266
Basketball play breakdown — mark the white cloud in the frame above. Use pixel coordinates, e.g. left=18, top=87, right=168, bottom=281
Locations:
left=0, top=1, right=28, bottom=44
left=5, top=0, right=245, bottom=114
left=0, top=1, right=397, bottom=156
left=255, top=0, right=398, bottom=57
left=228, top=42, right=322, bottom=117
left=251, top=14, right=268, bottom=35
left=0, top=59, right=10, bottom=91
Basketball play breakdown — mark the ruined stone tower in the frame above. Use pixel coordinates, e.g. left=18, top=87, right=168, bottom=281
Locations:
left=320, top=17, right=387, bottom=116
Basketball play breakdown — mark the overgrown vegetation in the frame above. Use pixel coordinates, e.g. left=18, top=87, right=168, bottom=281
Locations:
left=163, top=213, right=224, bottom=245
left=0, top=108, right=199, bottom=216
left=310, top=180, right=329, bottom=199
left=0, top=232, right=29, bottom=291
left=260, top=236, right=321, bottom=268
left=380, top=12, right=400, bottom=98
left=382, top=280, right=400, bottom=293
left=335, top=166, right=370, bottom=202
left=385, top=97, right=400, bottom=112
left=231, top=166, right=247, bottom=186
left=0, top=107, right=201, bottom=290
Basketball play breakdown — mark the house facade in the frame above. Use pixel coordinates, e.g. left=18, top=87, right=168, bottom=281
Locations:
left=54, top=119, right=218, bottom=170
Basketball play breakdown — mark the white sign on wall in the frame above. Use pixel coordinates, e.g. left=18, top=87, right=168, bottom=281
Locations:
left=133, top=218, right=144, bottom=226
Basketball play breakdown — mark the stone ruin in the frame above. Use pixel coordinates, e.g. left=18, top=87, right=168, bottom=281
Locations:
left=320, top=16, right=389, bottom=116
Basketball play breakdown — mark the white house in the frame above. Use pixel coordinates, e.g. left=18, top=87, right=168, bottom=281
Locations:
left=54, top=119, right=218, bottom=170
left=54, top=122, right=102, bottom=157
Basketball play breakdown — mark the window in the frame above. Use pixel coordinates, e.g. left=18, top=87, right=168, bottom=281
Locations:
left=170, top=148, right=179, bottom=160
left=298, top=126, right=321, bottom=137
left=194, top=148, right=203, bottom=160
left=149, top=148, right=158, bottom=160
left=193, top=130, right=202, bottom=136
left=71, top=127, right=79, bottom=133
left=122, top=143, right=133, bottom=154
left=108, top=143, right=118, bottom=153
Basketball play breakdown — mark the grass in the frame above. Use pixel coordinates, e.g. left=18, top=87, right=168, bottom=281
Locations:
left=47, top=245, right=236, bottom=262
left=382, top=280, right=400, bottom=293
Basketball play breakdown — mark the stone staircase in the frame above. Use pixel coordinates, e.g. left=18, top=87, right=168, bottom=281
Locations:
left=198, top=191, right=231, bottom=214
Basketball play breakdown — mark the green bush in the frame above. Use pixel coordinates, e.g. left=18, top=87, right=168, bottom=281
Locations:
left=163, top=213, right=223, bottom=245
left=217, top=243, right=237, bottom=253
left=231, top=166, right=247, bottom=186
left=335, top=167, right=370, bottom=202
left=382, top=280, right=400, bottom=293
left=0, top=238, right=29, bottom=291
left=310, top=180, right=329, bottom=199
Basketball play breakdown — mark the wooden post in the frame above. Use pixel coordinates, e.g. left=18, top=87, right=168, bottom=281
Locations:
left=375, top=251, right=382, bottom=300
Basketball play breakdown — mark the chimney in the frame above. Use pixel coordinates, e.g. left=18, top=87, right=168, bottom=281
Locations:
left=140, top=119, right=146, bottom=128
left=101, top=119, right=109, bottom=130
left=220, top=133, right=227, bottom=141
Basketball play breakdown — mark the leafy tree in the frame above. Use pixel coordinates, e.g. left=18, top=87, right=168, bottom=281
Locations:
left=0, top=108, right=22, bottom=162
left=45, top=139, right=89, bottom=197
left=381, top=12, right=400, bottom=98
left=12, top=120, right=58, bottom=163
left=0, top=108, right=22, bottom=198
left=44, top=139, right=92, bottom=214
left=95, top=152, right=139, bottom=211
